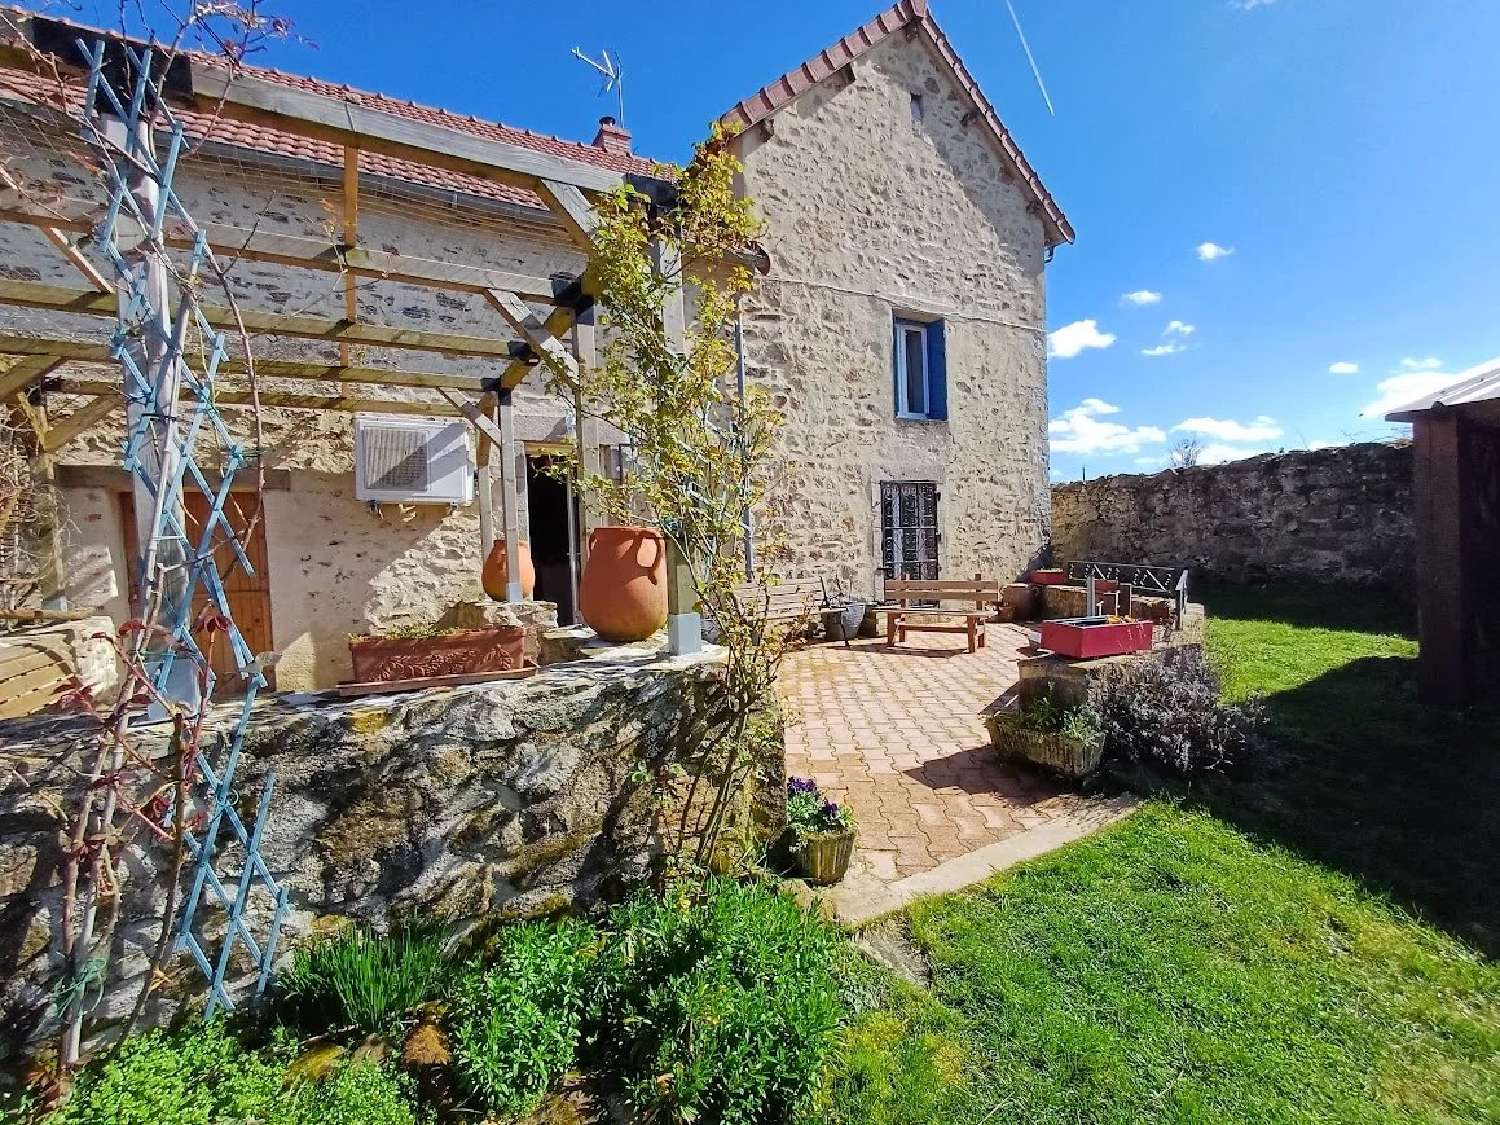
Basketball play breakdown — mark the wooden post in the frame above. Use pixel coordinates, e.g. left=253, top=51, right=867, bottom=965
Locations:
left=652, top=240, right=700, bottom=655
left=570, top=306, right=602, bottom=532
left=339, top=146, right=359, bottom=369
left=105, top=114, right=197, bottom=711
left=1413, top=413, right=1469, bottom=705
left=475, top=390, right=497, bottom=563
left=496, top=388, right=525, bottom=602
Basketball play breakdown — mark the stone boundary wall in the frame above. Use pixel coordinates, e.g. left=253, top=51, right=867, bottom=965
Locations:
left=1051, top=442, right=1414, bottom=587
left=0, top=642, right=777, bottom=1063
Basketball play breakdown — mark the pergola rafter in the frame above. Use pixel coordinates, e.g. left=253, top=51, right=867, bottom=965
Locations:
left=0, top=11, right=704, bottom=655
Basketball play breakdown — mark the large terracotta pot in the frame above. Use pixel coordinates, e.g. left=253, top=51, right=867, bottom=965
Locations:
left=579, top=525, right=668, bottom=642
left=482, top=539, right=535, bottom=601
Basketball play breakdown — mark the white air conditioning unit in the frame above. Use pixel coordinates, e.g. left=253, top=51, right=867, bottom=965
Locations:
left=355, top=415, right=474, bottom=505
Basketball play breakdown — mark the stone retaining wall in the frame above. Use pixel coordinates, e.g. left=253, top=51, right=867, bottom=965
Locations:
left=1050, top=443, right=1413, bottom=587
left=0, top=640, right=775, bottom=1063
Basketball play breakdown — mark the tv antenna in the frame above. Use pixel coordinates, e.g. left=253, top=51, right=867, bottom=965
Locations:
left=1003, top=0, right=1055, bottom=116
left=572, top=46, right=625, bottom=124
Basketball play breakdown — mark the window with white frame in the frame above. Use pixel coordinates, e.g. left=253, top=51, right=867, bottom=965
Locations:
left=894, top=318, right=930, bottom=418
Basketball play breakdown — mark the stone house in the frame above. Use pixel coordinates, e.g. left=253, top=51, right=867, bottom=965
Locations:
left=0, top=0, right=1069, bottom=691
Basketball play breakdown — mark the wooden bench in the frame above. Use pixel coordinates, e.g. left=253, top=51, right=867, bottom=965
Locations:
left=873, top=577, right=1004, bottom=654
left=731, top=577, right=831, bottom=630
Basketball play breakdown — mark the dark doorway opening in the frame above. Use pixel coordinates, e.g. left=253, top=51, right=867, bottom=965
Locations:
left=526, top=456, right=579, bottom=625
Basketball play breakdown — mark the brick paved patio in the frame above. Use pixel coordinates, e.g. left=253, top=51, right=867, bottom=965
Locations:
left=780, top=623, right=1110, bottom=884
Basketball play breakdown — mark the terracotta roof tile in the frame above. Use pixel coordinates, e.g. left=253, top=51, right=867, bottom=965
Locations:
left=722, top=0, right=1073, bottom=246
left=0, top=6, right=664, bottom=215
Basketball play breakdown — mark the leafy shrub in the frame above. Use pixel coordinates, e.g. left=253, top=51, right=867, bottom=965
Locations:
left=449, top=918, right=599, bottom=1118
left=274, top=921, right=449, bottom=1038
left=591, top=878, right=843, bottom=1125
left=50, top=1021, right=417, bottom=1125
left=787, top=777, right=855, bottom=844
left=1093, top=645, right=1263, bottom=776
left=277, top=1057, right=419, bottom=1125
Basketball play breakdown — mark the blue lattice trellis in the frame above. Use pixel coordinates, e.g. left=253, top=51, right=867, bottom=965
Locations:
left=78, top=38, right=287, bottom=1016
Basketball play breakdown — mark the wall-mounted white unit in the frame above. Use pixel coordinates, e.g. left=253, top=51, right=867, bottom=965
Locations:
left=354, top=415, right=474, bottom=505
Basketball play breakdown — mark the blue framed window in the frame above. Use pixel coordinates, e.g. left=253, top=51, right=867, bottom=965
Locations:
left=892, top=316, right=947, bottom=420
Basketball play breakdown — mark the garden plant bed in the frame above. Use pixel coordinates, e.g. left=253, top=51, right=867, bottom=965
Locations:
left=985, top=719, right=1103, bottom=780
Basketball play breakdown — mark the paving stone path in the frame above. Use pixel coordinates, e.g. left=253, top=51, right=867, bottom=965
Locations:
left=780, top=623, right=1117, bottom=888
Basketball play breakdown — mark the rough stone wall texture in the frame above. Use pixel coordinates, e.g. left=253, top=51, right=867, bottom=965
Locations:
left=0, top=139, right=589, bottom=689
left=1051, top=443, right=1415, bottom=586
left=733, top=32, right=1051, bottom=599
left=0, top=643, right=768, bottom=1062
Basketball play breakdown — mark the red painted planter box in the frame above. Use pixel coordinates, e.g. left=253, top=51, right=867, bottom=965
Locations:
left=1038, top=618, right=1154, bottom=660
left=1030, top=569, right=1068, bottom=585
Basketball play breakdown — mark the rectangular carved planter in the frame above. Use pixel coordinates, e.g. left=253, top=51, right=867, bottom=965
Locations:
left=985, top=718, right=1104, bottom=781
left=348, top=626, right=525, bottom=684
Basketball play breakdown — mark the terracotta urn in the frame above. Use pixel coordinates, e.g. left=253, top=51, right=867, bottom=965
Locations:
left=481, top=539, right=535, bottom=601
left=578, top=525, right=668, bottom=642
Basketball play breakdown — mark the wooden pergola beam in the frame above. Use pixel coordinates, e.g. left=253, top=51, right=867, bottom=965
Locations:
left=0, top=336, right=493, bottom=392
left=0, top=279, right=527, bottom=360
left=55, top=378, right=464, bottom=418
left=0, top=354, right=65, bottom=401
left=0, top=200, right=568, bottom=303
left=41, top=393, right=115, bottom=451
left=485, top=289, right=580, bottom=384
left=185, top=61, right=629, bottom=195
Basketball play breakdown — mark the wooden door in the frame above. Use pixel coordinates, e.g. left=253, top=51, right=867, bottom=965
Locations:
left=121, top=490, right=275, bottom=693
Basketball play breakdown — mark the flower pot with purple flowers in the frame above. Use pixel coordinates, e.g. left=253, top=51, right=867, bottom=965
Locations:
left=787, top=777, right=857, bottom=886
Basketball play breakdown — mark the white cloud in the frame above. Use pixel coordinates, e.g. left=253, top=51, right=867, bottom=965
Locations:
left=1077, top=396, right=1119, bottom=415
left=1397, top=356, right=1442, bottom=372
left=1049, top=398, right=1166, bottom=455
left=1328, top=361, right=1360, bottom=375
left=1173, top=415, right=1285, bottom=442
left=1164, top=320, right=1196, bottom=337
left=1196, top=241, right=1234, bottom=261
left=1361, top=355, right=1500, bottom=418
left=1122, top=289, right=1162, bottom=306
left=1142, top=342, right=1187, bottom=357
left=1047, top=319, right=1116, bottom=359
left=1231, top=0, right=1276, bottom=9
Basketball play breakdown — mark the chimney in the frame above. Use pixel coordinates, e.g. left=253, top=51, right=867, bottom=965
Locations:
left=592, top=116, right=632, bottom=156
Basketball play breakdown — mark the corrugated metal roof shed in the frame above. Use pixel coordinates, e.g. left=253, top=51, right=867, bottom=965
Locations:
left=1386, top=363, right=1500, bottom=422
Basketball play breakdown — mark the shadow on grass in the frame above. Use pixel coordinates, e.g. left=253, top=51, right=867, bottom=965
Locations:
left=1192, top=652, right=1500, bottom=957
left=1198, top=580, right=1418, bottom=639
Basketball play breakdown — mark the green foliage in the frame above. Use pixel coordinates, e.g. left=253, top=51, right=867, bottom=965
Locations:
left=48, top=1021, right=418, bottom=1125
left=449, top=919, right=599, bottom=1118
left=591, top=878, right=843, bottom=1124
left=274, top=922, right=449, bottom=1038
left=786, top=777, right=855, bottom=845
left=1001, top=697, right=1103, bottom=744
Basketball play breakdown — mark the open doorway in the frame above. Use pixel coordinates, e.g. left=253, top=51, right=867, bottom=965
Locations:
left=526, top=455, right=580, bottom=625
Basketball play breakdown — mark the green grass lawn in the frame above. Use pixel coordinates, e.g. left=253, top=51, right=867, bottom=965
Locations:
left=825, top=584, right=1500, bottom=1124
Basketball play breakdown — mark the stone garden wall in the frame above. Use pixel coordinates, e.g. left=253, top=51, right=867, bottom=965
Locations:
left=0, top=640, right=777, bottom=1063
left=1051, top=443, right=1414, bottom=587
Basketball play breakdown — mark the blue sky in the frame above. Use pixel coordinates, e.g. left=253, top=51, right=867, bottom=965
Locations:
left=71, top=0, right=1500, bottom=480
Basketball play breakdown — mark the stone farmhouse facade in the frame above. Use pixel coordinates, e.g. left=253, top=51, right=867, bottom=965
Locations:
left=0, top=0, right=1069, bottom=691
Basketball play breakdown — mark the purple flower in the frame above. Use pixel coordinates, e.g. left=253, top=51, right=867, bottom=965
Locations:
left=822, top=800, right=841, bottom=818
left=788, top=777, right=817, bottom=795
